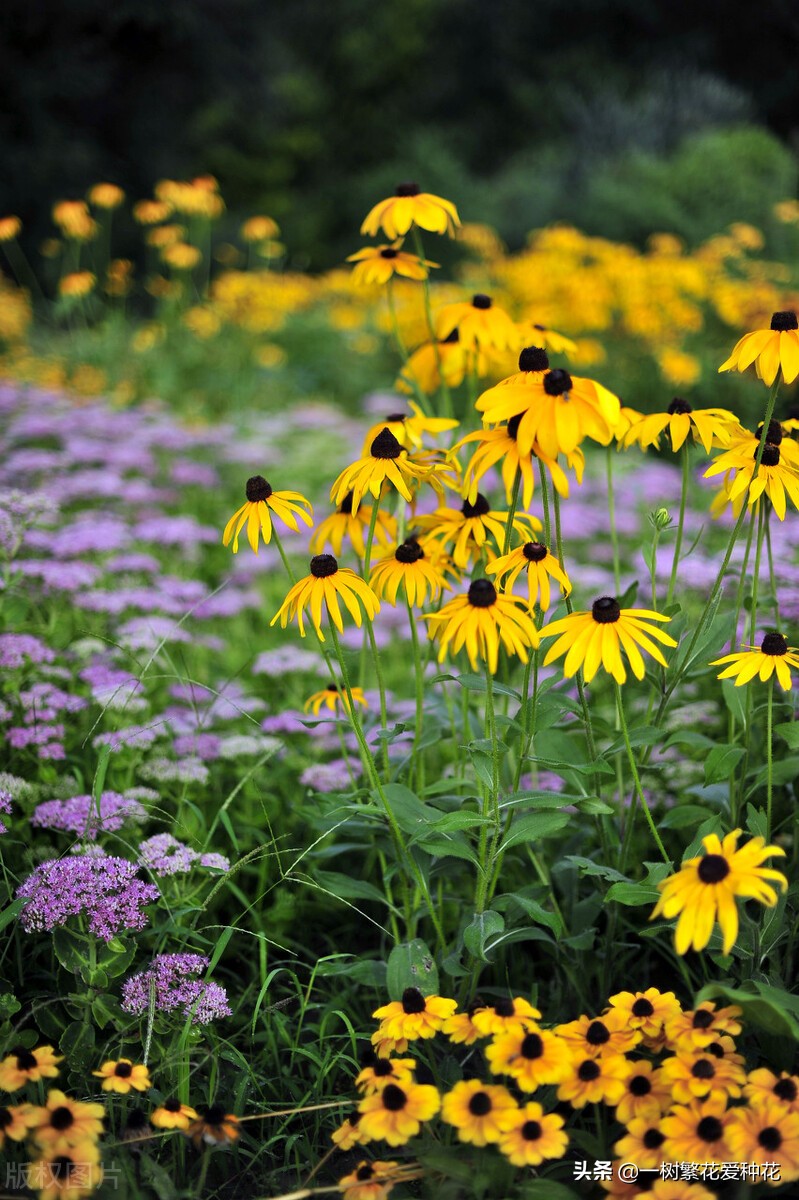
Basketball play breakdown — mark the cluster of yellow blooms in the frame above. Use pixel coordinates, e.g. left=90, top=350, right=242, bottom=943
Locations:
left=329, top=985, right=799, bottom=1199
left=0, top=1047, right=239, bottom=1199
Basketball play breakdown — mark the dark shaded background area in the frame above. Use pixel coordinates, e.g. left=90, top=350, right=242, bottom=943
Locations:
left=2, top=0, right=799, bottom=267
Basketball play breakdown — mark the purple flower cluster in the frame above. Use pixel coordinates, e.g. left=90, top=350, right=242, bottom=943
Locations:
left=0, top=634, right=55, bottom=669
left=0, top=788, right=12, bottom=834
left=121, top=952, right=231, bottom=1025
left=138, top=834, right=230, bottom=876
left=17, top=854, right=160, bottom=941
left=31, top=792, right=148, bottom=838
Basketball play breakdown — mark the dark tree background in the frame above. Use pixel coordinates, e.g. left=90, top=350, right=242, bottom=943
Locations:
left=1, top=0, right=798, bottom=267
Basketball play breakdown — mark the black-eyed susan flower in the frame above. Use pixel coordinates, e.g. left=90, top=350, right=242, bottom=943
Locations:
left=355, top=1057, right=416, bottom=1094
left=28, top=1091, right=105, bottom=1151
left=357, top=1079, right=440, bottom=1146
left=372, top=988, right=456, bottom=1043
left=441, top=1003, right=485, bottom=1046
left=485, top=1023, right=571, bottom=1090
left=541, top=597, right=676, bottom=685
left=362, top=402, right=458, bottom=455
left=719, top=311, right=799, bottom=386
left=555, top=1010, right=641, bottom=1058
left=556, top=1053, right=630, bottom=1108
left=498, top=1100, right=568, bottom=1167
left=331, top=1109, right=366, bottom=1150
left=659, top=1046, right=746, bottom=1105
left=726, top=1099, right=799, bottom=1183
left=397, top=331, right=486, bottom=395
left=607, top=988, right=681, bottom=1048
left=476, top=361, right=620, bottom=460
left=455, top=411, right=584, bottom=511
left=664, top=1001, right=742, bottom=1052
left=369, top=539, right=449, bottom=606
left=92, top=1058, right=151, bottom=1094
left=704, top=441, right=799, bottom=520
left=623, top=397, right=737, bottom=454
left=518, top=322, right=577, bottom=356
left=424, top=579, right=539, bottom=674
left=361, top=183, right=460, bottom=240
left=88, top=182, right=124, bottom=210
left=0, top=1044, right=62, bottom=1091
left=471, top=997, right=541, bottom=1037
left=711, top=632, right=799, bottom=691
left=440, top=1080, right=517, bottom=1147
left=435, top=294, right=520, bottom=354
left=745, top=1070, right=799, bottom=1112
left=615, top=1060, right=672, bottom=1125
left=27, top=1141, right=103, bottom=1200
left=222, top=475, right=313, bottom=554
left=309, top=493, right=396, bottom=560
left=303, top=683, right=367, bottom=716
left=338, top=1160, right=405, bottom=1200
left=650, top=829, right=787, bottom=955
left=614, top=1117, right=667, bottom=1171
left=416, top=494, right=540, bottom=570
left=331, top=429, right=434, bottom=514
left=151, top=1098, right=198, bottom=1130
left=662, top=1098, right=733, bottom=1164
left=347, top=244, right=438, bottom=286
left=0, top=1102, right=40, bottom=1146
left=724, top=418, right=799, bottom=468
left=270, top=554, right=379, bottom=642
left=486, top=541, right=571, bottom=612
left=187, top=1104, right=240, bottom=1147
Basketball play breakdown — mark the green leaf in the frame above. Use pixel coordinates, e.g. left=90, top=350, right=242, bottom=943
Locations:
left=775, top=721, right=799, bottom=750
left=720, top=679, right=747, bottom=725
left=415, top=836, right=479, bottom=864
left=0, top=993, right=21, bottom=1017
left=445, top=672, right=521, bottom=699
left=605, top=881, right=660, bottom=906
left=427, top=810, right=492, bottom=834
left=59, top=1019, right=96, bottom=1069
left=519, top=1183, right=581, bottom=1200
left=703, top=743, right=745, bottom=785
left=378, top=784, right=438, bottom=835
left=696, top=981, right=799, bottom=1040
left=660, top=805, right=714, bottom=829
left=500, top=812, right=570, bottom=852
left=663, top=729, right=716, bottom=752
left=463, top=911, right=504, bottom=961
left=605, top=725, right=662, bottom=756
left=386, top=940, right=438, bottom=1000
left=495, top=892, right=564, bottom=937
left=314, top=871, right=391, bottom=905
left=563, top=856, right=629, bottom=883
left=53, top=928, right=90, bottom=974
left=0, top=898, right=25, bottom=935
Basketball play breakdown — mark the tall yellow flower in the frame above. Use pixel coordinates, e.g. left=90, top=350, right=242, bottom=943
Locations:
left=222, top=476, right=313, bottom=554
left=704, top=441, right=799, bottom=520
left=435, top=294, right=520, bottom=354
left=361, top=402, right=458, bottom=455
left=271, top=554, right=379, bottom=642
left=347, top=244, right=437, bottom=285
left=424, top=579, right=539, bottom=673
left=331, top=428, right=434, bottom=514
left=416, top=493, right=540, bottom=569
left=309, top=493, right=396, bottom=559
left=361, top=183, right=460, bottom=239
left=541, top=597, right=676, bottom=684
left=623, top=397, right=737, bottom=454
left=486, top=541, right=571, bottom=612
left=719, top=311, right=799, bottom=385
left=711, top=632, right=799, bottom=691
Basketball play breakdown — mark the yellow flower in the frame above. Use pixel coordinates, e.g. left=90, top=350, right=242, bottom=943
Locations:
left=424, top=579, right=539, bottom=673
left=222, top=475, right=313, bottom=554
left=162, top=242, right=202, bottom=270
left=704, top=440, right=799, bottom=520
left=88, top=183, right=125, bottom=210
left=470, top=996, right=541, bottom=1037
left=660, top=1098, right=732, bottom=1163
left=28, top=1091, right=104, bottom=1151
left=361, top=183, right=460, bottom=239
left=485, top=1023, right=572, bottom=1090
left=331, top=1109, right=366, bottom=1150
left=614, top=1117, right=667, bottom=1171
left=0, top=1045, right=62, bottom=1091
left=0, top=1102, right=41, bottom=1146
left=52, top=200, right=97, bottom=241
left=455, top=414, right=584, bottom=510
left=396, top=332, right=482, bottom=395
left=338, top=1160, right=406, bottom=1200
left=355, top=1058, right=416, bottom=1094
left=241, top=215, right=280, bottom=242
left=271, top=554, right=379, bottom=642
left=664, top=1002, right=742, bottom=1052
left=26, top=1140, right=103, bottom=1200
left=726, top=1100, right=799, bottom=1185
left=486, top=541, right=571, bottom=612
left=58, top=273, right=96, bottom=299
left=150, top=1099, right=198, bottom=1130
left=541, top=597, right=676, bottom=685
left=357, top=1079, right=440, bottom=1146
left=624, top=397, right=737, bottom=454
left=498, top=1100, right=568, bottom=1166
left=372, top=988, right=457, bottom=1042
left=615, top=1060, right=672, bottom=1125
left=441, top=1007, right=484, bottom=1046
left=310, top=494, right=395, bottom=560
left=659, top=1046, right=746, bottom=1105
left=133, top=200, right=172, bottom=224
left=146, top=223, right=185, bottom=248
left=416, top=494, right=541, bottom=570
left=607, top=988, right=682, bottom=1047
left=719, top=311, right=799, bottom=385
left=369, top=539, right=449, bottom=607
left=187, top=1105, right=239, bottom=1147
left=92, top=1058, right=151, bottom=1094
left=331, top=428, right=434, bottom=515
left=556, top=1052, right=630, bottom=1108
left=435, top=294, right=520, bottom=354
left=361, top=402, right=458, bottom=455
left=440, top=1080, right=518, bottom=1146
left=745, top=1070, right=799, bottom=1113
left=303, top=683, right=367, bottom=716
left=651, top=828, right=788, bottom=955
left=711, top=632, right=799, bottom=691
left=555, top=1009, right=641, bottom=1059
left=0, top=216, right=21, bottom=241
left=517, top=322, right=577, bottom=355
left=347, top=244, right=438, bottom=285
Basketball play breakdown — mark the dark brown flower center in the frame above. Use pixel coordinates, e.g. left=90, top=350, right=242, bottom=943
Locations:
left=520, top=1032, right=544, bottom=1059
left=577, top=1059, right=600, bottom=1082
left=472, top=293, right=492, bottom=310
left=164, top=1098, right=182, bottom=1112
left=629, top=1074, right=652, bottom=1096
left=395, top=182, right=419, bottom=197
left=0, top=1108, right=12, bottom=1129
left=50, top=1157, right=77, bottom=1182
left=632, top=998, right=655, bottom=1017
left=697, top=1115, right=723, bottom=1142
left=468, top=1091, right=492, bottom=1116
left=203, top=1104, right=227, bottom=1125
left=468, top=580, right=497, bottom=608
left=386, top=412, right=407, bottom=422
left=592, top=596, right=621, bottom=624
left=382, top=1084, right=407, bottom=1112
left=692, top=1059, right=716, bottom=1080
left=395, top=539, right=424, bottom=564
left=462, top=493, right=490, bottom=519
left=543, top=369, right=572, bottom=396
left=493, top=998, right=515, bottom=1017
left=667, top=397, right=692, bottom=416
left=523, top=541, right=548, bottom=563
left=775, top=1078, right=798, bottom=1102
left=310, top=554, right=338, bottom=579
left=697, top=854, right=730, bottom=884
left=692, top=1009, right=714, bottom=1029
left=519, top=347, right=550, bottom=373
left=771, top=311, right=798, bottom=331
left=15, top=1049, right=37, bottom=1070
left=705, top=1042, right=725, bottom=1059
left=759, top=443, right=781, bottom=466
left=373, top=1059, right=393, bottom=1077
left=50, top=1106, right=75, bottom=1130
left=357, top=1165, right=375, bottom=1181
left=401, top=987, right=426, bottom=1014
left=380, top=248, right=398, bottom=259
left=521, top=1119, right=543, bottom=1140
left=245, top=475, right=272, bottom=502
left=371, top=428, right=403, bottom=459
left=586, top=1021, right=610, bottom=1046
left=759, top=1126, right=783, bottom=1151
left=643, top=1128, right=665, bottom=1149
left=758, top=419, right=783, bottom=445
left=762, top=632, right=788, bottom=656
left=114, top=1061, right=133, bottom=1078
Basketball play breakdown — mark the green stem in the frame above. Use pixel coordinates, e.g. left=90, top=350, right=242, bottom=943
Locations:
left=767, top=676, right=774, bottom=840
left=412, top=227, right=452, bottom=420
left=366, top=619, right=390, bottom=778
left=729, top=506, right=757, bottom=652
left=363, top=497, right=380, bottom=580
left=749, top=499, right=767, bottom=646
left=406, top=596, right=426, bottom=791
left=765, top=507, right=780, bottom=630
left=537, top=458, right=552, bottom=548
left=503, top=466, right=523, bottom=555
left=270, top=526, right=297, bottom=585
left=615, top=683, right=670, bottom=866
left=475, top=667, right=501, bottom=915
left=667, top=444, right=689, bottom=607
left=650, top=526, right=661, bottom=611
left=606, top=446, right=621, bottom=594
